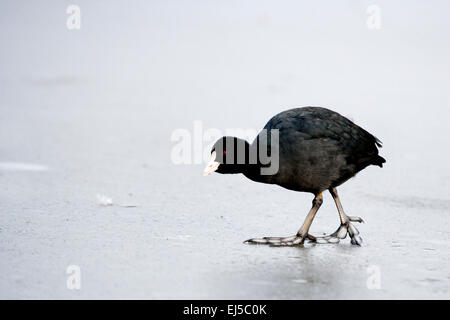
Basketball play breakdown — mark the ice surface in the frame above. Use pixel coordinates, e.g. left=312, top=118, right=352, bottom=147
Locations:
left=0, top=1, right=449, bottom=299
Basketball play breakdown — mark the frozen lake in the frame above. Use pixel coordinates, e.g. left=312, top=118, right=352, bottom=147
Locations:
left=0, top=1, right=449, bottom=299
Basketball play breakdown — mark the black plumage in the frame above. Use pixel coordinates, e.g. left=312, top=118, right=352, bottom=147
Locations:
left=203, top=106, right=386, bottom=246
left=256, top=107, right=385, bottom=192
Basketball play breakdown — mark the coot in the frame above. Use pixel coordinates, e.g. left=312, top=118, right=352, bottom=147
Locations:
left=203, top=107, right=385, bottom=246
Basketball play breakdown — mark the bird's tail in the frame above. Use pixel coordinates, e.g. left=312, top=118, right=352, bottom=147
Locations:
left=373, top=155, right=386, bottom=168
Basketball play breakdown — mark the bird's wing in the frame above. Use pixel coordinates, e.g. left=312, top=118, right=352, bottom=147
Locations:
left=264, top=107, right=383, bottom=167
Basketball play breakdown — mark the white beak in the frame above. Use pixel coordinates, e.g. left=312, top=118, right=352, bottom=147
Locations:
left=203, top=151, right=220, bottom=176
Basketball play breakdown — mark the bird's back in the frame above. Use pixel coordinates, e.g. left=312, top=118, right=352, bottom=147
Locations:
left=252, top=107, right=385, bottom=193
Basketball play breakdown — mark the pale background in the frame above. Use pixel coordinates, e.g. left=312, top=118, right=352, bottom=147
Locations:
left=0, top=0, right=449, bottom=299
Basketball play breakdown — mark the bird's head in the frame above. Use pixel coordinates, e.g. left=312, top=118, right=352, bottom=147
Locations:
left=203, top=136, right=250, bottom=176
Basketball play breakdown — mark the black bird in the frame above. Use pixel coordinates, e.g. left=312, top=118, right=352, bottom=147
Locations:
left=203, top=107, right=385, bottom=246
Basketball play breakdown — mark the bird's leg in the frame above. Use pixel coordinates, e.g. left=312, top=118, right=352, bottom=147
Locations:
left=313, top=188, right=364, bottom=245
left=244, top=193, right=323, bottom=246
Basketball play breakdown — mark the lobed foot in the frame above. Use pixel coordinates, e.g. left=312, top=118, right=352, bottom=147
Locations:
left=244, top=216, right=364, bottom=246
left=313, top=216, right=364, bottom=246
left=244, top=234, right=315, bottom=246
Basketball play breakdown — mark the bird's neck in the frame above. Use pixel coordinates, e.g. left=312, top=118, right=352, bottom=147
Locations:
left=242, top=163, right=267, bottom=182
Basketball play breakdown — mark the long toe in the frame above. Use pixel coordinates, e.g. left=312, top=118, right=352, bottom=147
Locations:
left=270, top=236, right=304, bottom=246
left=313, top=236, right=340, bottom=244
left=308, top=222, right=361, bottom=245
left=310, top=232, right=341, bottom=244
left=244, top=235, right=305, bottom=246
left=348, top=223, right=363, bottom=246
left=334, top=225, right=348, bottom=239
left=348, top=216, right=365, bottom=223
left=244, top=238, right=270, bottom=244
